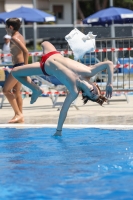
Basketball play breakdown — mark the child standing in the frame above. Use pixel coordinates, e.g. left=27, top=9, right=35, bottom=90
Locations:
left=3, top=18, right=29, bottom=123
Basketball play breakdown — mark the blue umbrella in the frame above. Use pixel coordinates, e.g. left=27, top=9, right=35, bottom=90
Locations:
left=0, top=6, right=56, bottom=22
left=0, top=6, right=56, bottom=51
left=83, top=7, right=133, bottom=64
left=83, top=7, right=133, bottom=26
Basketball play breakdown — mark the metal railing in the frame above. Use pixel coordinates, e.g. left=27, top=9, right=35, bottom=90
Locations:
left=96, top=37, right=133, bottom=92
left=0, top=37, right=133, bottom=93
left=63, top=37, right=133, bottom=92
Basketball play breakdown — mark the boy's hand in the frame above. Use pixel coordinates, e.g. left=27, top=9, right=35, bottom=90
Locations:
left=106, top=84, right=113, bottom=98
left=53, top=130, right=62, bottom=136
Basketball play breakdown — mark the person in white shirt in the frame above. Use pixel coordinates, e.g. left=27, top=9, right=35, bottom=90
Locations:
left=2, top=34, right=12, bottom=63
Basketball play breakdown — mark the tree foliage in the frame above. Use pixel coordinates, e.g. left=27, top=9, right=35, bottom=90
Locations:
left=78, top=0, right=133, bottom=19
left=114, top=0, right=133, bottom=9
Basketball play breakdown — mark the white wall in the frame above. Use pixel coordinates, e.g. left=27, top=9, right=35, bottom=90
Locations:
left=3, top=0, right=72, bottom=24
left=49, top=0, right=72, bottom=24
left=5, top=0, right=33, bottom=12
left=37, top=0, right=49, bottom=11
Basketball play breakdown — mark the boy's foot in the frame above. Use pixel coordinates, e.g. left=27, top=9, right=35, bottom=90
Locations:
left=30, top=89, right=44, bottom=104
left=8, top=115, right=24, bottom=123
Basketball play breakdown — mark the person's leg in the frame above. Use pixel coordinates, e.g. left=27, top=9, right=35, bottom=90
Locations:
left=13, top=82, right=23, bottom=113
left=12, top=62, right=43, bottom=88
left=12, top=62, right=44, bottom=104
left=2, top=73, right=23, bottom=123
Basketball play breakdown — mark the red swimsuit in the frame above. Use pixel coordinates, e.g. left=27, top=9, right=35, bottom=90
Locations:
left=40, top=51, right=61, bottom=76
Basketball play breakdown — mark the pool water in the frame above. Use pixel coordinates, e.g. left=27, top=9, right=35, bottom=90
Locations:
left=0, top=127, right=133, bottom=199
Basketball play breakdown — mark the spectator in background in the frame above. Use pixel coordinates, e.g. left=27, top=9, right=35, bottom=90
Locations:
left=2, top=34, right=12, bottom=64
left=2, top=18, right=29, bottom=123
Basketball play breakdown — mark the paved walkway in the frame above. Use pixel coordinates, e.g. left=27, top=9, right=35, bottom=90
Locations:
left=0, top=94, right=133, bottom=125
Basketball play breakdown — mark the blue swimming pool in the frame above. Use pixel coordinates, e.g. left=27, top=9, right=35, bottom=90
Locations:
left=0, top=127, right=133, bottom=199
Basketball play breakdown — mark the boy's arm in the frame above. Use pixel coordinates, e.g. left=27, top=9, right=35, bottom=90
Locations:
left=54, top=92, right=78, bottom=136
left=89, top=61, right=114, bottom=98
left=11, top=37, right=29, bottom=64
left=90, top=61, right=114, bottom=84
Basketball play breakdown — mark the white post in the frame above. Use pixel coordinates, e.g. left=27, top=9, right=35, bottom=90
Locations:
left=32, top=0, right=36, bottom=8
left=22, top=20, right=25, bottom=40
left=73, top=0, right=77, bottom=28
left=110, top=0, right=114, bottom=39
left=109, top=0, right=116, bottom=63
left=109, top=0, right=113, bottom=6
left=33, top=22, right=37, bottom=52
left=33, top=0, right=37, bottom=59
left=110, top=0, right=115, bottom=39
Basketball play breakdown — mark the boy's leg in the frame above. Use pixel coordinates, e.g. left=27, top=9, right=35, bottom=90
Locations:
left=2, top=73, right=24, bottom=123
left=12, top=62, right=44, bottom=104
left=13, top=81, right=23, bottom=113
left=12, top=62, right=43, bottom=78
left=12, top=62, right=44, bottom=92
